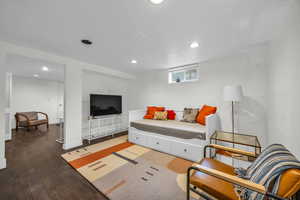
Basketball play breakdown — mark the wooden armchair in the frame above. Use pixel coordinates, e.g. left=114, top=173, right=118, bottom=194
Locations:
left=15, top=112, right=49, bottom=131
left=187, top=144, right=300, bottom=200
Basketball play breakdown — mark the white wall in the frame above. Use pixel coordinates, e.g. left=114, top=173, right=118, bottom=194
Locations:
left=267, top=0, right=300, bottom=158
left=4, top=73, right=12, bottom=141
left=0, top=52, right=7, bottom=169
left=11, top=76, right=64, bottom=128
left=0, top=41, right=135, bottom=158
left=82, top=71, right=130, bottom=137
left=63, top=63, right=82, bottom=150
left=129, top=44, right=269, bottom=146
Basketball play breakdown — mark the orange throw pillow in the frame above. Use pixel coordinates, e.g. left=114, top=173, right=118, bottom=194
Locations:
left=144, top=106, right=165, bottom=119
left=143, top=114, right=153, bottom=119
left=196, top=105, right=217, bottom=125
left=147, top=106, right=157, bottom=116
left=156, top=107, right=165, bottom=112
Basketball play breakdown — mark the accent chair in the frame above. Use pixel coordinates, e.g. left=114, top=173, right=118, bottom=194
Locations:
left=15, top=112, right=49, bottom=131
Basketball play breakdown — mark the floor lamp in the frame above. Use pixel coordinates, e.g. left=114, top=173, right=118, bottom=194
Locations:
left=223, top=85, right=243, bottom=149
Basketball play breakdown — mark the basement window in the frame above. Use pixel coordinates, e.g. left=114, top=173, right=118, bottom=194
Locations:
left=168, top=64, right=199, bottom=84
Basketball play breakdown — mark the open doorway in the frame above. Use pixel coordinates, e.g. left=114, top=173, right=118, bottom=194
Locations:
left=4, top=54, right=65, bottom=145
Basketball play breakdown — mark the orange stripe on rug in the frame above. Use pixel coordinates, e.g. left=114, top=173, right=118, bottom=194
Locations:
left=69, top=142, right=134, bottom=169
left=104, top=180, right=126, bottom=195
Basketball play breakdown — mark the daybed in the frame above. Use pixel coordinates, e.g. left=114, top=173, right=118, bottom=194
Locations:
left=128, top=108, right=220, bottom=162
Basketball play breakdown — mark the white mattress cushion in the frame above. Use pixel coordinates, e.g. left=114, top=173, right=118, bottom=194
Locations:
left=132, top=119, right=206, bottom=133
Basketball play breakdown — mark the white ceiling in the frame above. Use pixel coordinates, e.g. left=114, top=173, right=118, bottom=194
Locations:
left=5, top=54, right=64, bottom=82
left=0, top=0, right=291, bottom=74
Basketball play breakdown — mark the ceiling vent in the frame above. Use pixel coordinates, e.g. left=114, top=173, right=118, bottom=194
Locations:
left=81, top=39, right=92, bottom=45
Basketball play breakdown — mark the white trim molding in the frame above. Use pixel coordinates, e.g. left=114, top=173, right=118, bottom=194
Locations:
left=63, top=140, right=83, bottom=150
left=168, top=63, right=199, bottom=72
left=168, top=63, right=200, bottom=84
left=4, top=72, right=12, bottom=141
left=0, top=157, right=6, bottom=169
left=4, top=110, right=12, bottom=141
left=0, top=51, right=7, bottom=169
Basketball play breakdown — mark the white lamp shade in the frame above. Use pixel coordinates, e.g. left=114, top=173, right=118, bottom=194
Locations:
left=223, top=85, right=243, bottom=102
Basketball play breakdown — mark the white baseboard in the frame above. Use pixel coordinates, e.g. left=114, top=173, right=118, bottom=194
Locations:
left=0, top=157, right=6, bottom=169
left=5, top=134, right=11, bottom=141
left=63, top=140, right=83, bottom=150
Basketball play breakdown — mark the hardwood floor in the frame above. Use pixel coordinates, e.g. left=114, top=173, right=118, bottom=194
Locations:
left=0, top=124, right=127, bottom=200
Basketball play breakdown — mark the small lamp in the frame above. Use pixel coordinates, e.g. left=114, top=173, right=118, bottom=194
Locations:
left=223, top=85, right=243, bottom=147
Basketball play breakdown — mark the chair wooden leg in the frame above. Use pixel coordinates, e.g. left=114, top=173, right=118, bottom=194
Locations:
left=187, top=167, right=191, bottom=200
left=47, top=123, right=49, bottom=129
left=35, top=126, right=38, bottom=130
left=27, top=127, right=30, bottom=132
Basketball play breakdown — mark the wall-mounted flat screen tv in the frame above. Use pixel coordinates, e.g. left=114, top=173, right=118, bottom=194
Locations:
left=90, top=94, right=122, bottom=117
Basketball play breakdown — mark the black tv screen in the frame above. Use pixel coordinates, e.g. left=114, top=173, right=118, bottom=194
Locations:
left=90, top=94, right=122, bottom=117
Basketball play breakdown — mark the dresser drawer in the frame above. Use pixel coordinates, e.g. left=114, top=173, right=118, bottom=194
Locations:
left=171, top=142, right=202, bottom=162
left=148, top=136, right=171, bottom=153
left=129, top=130, right=148, bottom=146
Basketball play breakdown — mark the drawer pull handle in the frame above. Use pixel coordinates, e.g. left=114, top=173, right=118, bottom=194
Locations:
left=156, top=142, right=159, bottom=145
left=184, top=149, right=187, bottom=152
left=136, top=137, right=138, bottom=140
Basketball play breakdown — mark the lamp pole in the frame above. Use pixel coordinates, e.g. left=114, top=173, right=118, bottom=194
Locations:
left=232, top=101, right=235, bottom=166
left=223, top=85, right=243, bottom=166
left=232, top=101, right=235, bottom=148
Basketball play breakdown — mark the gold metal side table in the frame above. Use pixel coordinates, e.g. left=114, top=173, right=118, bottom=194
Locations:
left=210, top=131, right=261, bottom=162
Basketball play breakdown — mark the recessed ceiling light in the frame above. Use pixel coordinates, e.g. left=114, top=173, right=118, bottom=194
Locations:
left=131, top=60, right=137, bottom=64
left=42, top=66, right=49, bottom=71
left=33, top=74, right=39, bottom=78
left=150, top=0, right=164, bottom=4
left=190, top=42, right=199, bottom=49
left=81, top=39, right=92, bottom=45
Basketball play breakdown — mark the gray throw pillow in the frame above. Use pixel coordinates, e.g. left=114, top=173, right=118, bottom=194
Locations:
left=181, top=108, right=199, bottom=123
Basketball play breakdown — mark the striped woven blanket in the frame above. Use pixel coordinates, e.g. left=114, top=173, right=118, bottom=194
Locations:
left=238, top=144, right=300, bottom=200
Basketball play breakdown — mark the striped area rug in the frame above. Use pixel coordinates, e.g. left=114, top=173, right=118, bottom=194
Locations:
left=62, top=135, right=199, bottom=200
